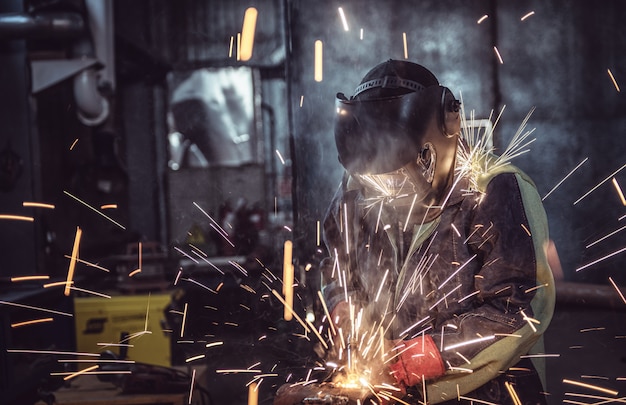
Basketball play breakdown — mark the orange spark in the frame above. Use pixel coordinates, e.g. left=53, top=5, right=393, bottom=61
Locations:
left=608, top=277, right=626, bottom=304
left=314, top=40, right=323, bottom=82
left=100, top=204, right=117, bottom=210
left=477, top=15, right=488, bottom=24
left=611, top=178, right=626, bottom=205
left=283, top=240, right=294, bottom=321
left=11, top=317, right=54, bottom=328
left=11, top=275, right=50, bottom=282
left=402, top=32, right=408, bottom=59
left=562, top=379, right=619, bottom=396
left=69, top=138, right=79, bottom=150
left=23, top=202, right=55, bottom=209
left=64, top=227, right=82, bottom=296
left=608, top=69, right=621, bottom=92
left=0, top=214, right=34, bottom=222
left=240, top=7, right=258, bottom=62
left=493, top=46, right=504, bottom=64
left=64, top=365, right=99, bottom=381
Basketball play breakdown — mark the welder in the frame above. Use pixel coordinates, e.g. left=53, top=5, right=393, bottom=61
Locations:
left=311, top=59, right=556, bottom=405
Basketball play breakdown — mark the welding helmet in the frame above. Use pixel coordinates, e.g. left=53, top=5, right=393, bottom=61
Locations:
left=334, top=60, right=461, bottom=217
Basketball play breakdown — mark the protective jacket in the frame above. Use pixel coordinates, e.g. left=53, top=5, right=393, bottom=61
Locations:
left=321, top=157, right=555, bottom=404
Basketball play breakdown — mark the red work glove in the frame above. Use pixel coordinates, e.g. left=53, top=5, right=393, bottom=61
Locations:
left=389, top=335, right=446, bottom=387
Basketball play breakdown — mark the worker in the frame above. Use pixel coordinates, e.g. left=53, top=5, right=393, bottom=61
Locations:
left=319, top=59, right=556, bottom=404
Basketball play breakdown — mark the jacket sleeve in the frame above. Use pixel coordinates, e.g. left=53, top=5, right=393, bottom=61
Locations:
left=426, top=171, right=555, bottom=401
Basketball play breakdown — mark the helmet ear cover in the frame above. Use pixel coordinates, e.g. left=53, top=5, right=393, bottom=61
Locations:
left=440, top=87, right=461, bottom=138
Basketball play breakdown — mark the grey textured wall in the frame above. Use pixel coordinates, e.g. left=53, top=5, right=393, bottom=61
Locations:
left=290, top=0, right=626, bottom=284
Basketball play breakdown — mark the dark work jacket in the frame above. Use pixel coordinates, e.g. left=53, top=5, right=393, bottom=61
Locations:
left=321, top=161, right=555, bottom=404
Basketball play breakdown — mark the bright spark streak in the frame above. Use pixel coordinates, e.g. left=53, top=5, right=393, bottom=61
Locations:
left=521, top=309, right=539, bottom=332
left=562, top=379, right=619, bottom=396
left=240, top=7, right=258, bottom=62
left=63, top=365, right=99, bottom=381
left=69, top=138, right=79, bottom=150
left=314, top=40, right=323, bottom=82
left=271, top=289, right=310, bottom=333
left=360, top=28, right=363, bottom=40
left=100, top=204, right=117, bottom=210
left=186, top=354, right=205, bottom=363
left=338, top=7, right=349, bottom=31
left=429, top=284, right=462, bottom=310
left=439, top=254, right=476, bottom=289
left=576, top=245, right=626, bottom=272
left=564, top=392, right=626, bottom=403
left=343, top=203, right=349, bottom=254
left=23, top=201, right=55, bottom=209
left=1, top=300, right=72, bottom=318
left=505, top=381, right=522, bottom=405
left=524, top=283, right=549, bottom=294
left=520, top=11, right=535, bottom=21
left=520, top=353, right=561, bottom=358
left=542, top=157, right=589, bottom=200
left=586, top=224, right=626, bottom=248
left=477, top=15, right=488, bottom=24
left=0, top=214, right=33, bottom=222
left=64, top=227, right=82, bottom=296
left=283, top=240, right=294, bottom=321
left=374, top=269, right=389, bottom=302
left=11, top=275, right=50, bottom=282
left=181, top=303, right=188, bottom=338
left=216, top=369, right=262, bottom=374
left=608, top=277, right=626, bottom=304
left=7, top=349, right=98, bottom=356
left=458, top=290, right=480, bottom=303
left=205, top=341, right=224, bottom=348
left=174, top=247, right=198, bottom=263
left=459, top=396, right=498, bottom=405
left=11, top=317, right=54, bottom=328
left=62, top=255, right=110, bottom=272
left=236, top=32, right=241, bottom=61
left=402, top=32, right=408, bottom=59
left=128, top=269, right=141, bottom=277
left=444, top=335, right=495, bottom=351
left=493, top=46, right=504, bottom=64
left=317, top=291, right=336, bottom=336
left=63, top=191, right=125, bottom=229
left=275, top=149, right=286, bottom=165
left=70, top=286, right=111, bottom=299
left=189, top=368, right=196, bottom=405
left=608, top=69, right=621, bottom=92
left=229, top=35, right=234, bottom=58
left=574, top=162, right=626, bottom=205
left=520, top=223, right=531, bottom=236
left=612, top=178, right=626, bottom=205
left=398, top=316, right=430, bottom=338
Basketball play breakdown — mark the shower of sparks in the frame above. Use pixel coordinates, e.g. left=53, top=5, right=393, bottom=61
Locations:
left=64, top=226, right=82, bottom=296
left=573, top=162, right=626, bottom=205
left=100, top=204, right=117, bottom=210
left=11, top=275, right=50, bottom=282
left=520, top=11, right=535, bottom=21
left=69, top=138, right=79, bottom=150
left=612, top=178, right=626, bottom=205
left=0, top=214, right=34, bottom=222
left=11, top=317, right=54, bottom=328
left=402, top=32, right=408, bottom=59
left=608, top=277, right=626, bottom=304
left=63, top=190, right=126, bottom=229
left=275, top=149, right=286, bottom=165
left=23, top=201, right=55, bottom=209
left=477, top=15, right=488, bottom=24
left=562, top=379, right=619, bottom=396
left=493, top=46, right=504, bottom=64
left=608, top=69, right=621, bottom=92
left=315, top=40, right=323, bottom=82
left=240, top=7, right=258, bottom=62
left=575, top=245, right=626, bottom=272
left=542, top=157, right=589, bottom=200
left=338, top=7, right=349, bottom=31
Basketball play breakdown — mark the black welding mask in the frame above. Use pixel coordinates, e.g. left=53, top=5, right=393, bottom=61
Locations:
left=334, top=60, right=461, bottom=216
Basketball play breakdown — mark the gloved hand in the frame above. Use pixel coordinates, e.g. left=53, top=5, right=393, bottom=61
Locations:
left=388, top=335, right=446, bottom=387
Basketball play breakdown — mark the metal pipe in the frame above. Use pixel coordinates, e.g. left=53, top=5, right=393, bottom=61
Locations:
left=0, top=12, right=84, bottom=39
left=73, top=68, right=109, bottom=126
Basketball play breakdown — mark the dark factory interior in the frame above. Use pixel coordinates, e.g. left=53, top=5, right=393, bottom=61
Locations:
left=1, top=0, right=626, bottom=404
